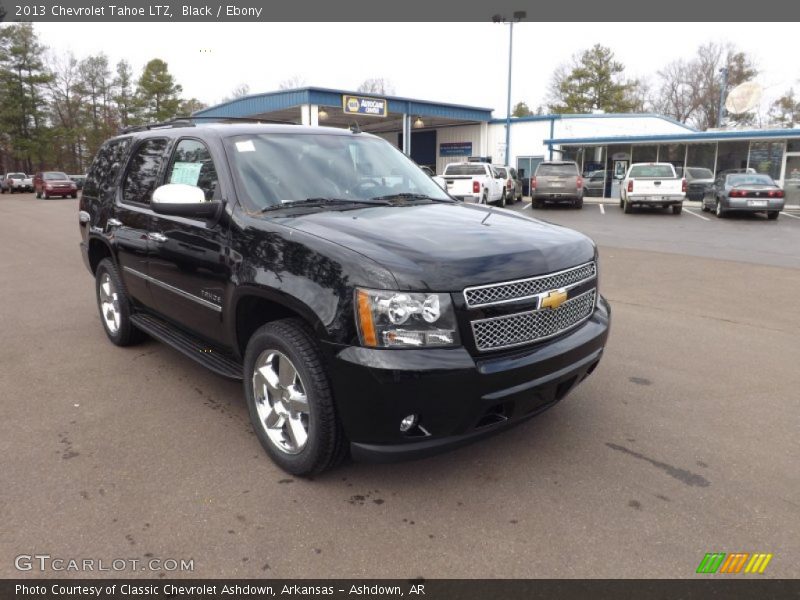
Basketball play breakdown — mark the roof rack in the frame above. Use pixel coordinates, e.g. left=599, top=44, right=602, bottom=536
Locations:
left=119, top=115, right=298, bottom=134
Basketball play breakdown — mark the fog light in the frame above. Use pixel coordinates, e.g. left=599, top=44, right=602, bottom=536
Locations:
left=399, top=414, right=418, bottom=433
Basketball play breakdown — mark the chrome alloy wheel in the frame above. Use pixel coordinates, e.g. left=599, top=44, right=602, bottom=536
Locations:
left=98, top=272, right=121, bottom=334
left=252, top=351, right=310, bottom=455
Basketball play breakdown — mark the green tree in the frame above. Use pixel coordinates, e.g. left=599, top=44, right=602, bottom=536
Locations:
left=77, top=53, right=115, bottom=158
left=0, top=23, right=52, bottom=171
left=45, top=51, right=86, bottom=172
left=768, top=89, right=799, bottom=128
left=113, top=59, right=141, bottom=128
left=547, top=45, right=639, bottom=114
left=136, top=58, right=183, bottom=122
left=511, top=101, right=533, bottom=117
left=179, top=97, right=207, bottom=115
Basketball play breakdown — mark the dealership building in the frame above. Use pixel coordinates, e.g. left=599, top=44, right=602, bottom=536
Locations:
left=194, top=86, right=800, bottom=204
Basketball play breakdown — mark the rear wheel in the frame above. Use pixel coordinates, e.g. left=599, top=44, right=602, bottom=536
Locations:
left=498, top=189, right=506, bottom=207
left=715, top=200, right=725, bottom=218
left=95, top=258, right=144, bottom=346
left=574, top=197, right=583, bottom=209
left=767, top=211, right=779, bottom=220
left=244, top=319, right=347, bottom=476
left=672, top=204, right=683, bottom=215
left=36, top=190, right=41, bottom=199
left=623, top=197, right=633, bottom=214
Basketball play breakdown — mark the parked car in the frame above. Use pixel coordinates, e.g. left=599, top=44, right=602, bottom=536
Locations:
left=1, top=172, right=28, bottom=193
left=620, top=163, right=686, bottom=214
left=78, top=122, right=610, bottom=475
left=34, top=171, right=78, bottom=198
left=441, top=161, right=507, bottom=206
left=584, top=170, right=609, bottom=197
left=492, top=164, right=523, bottom=203
left=531, top=161, right=584, bottom=208
left=69, top=174, right=88, bottom=190
left=682, top=167, right=715, bottom=201
left=702, top=172, right=784, bottom=219
left=22, top=174, right=33, bottom=192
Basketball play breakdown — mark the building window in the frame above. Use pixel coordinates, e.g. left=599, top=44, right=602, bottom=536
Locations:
left=658, top=144, right=686, bottom=170
left=686, top=143, right=716, bottom=172
left=716, top=141, right=750, bottom=173
left=748, top=141, right=783, bottom=180
left=631, top=145, right=657, bottom=162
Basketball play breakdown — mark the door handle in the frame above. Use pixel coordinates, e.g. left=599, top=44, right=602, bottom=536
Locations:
left=107, top=218, right=122, bottom=227
left=147, top=232, right=168, bottom=242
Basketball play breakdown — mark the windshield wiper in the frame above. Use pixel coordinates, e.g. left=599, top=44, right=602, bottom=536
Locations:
left=370, top=193, right=452, bottom=202
left=260, top=197, right=390, bottom=212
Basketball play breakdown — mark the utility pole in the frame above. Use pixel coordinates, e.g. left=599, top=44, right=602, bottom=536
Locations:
left=493, top=11, right=526, bottom=165
left=717, top=67, right=729, bottom=128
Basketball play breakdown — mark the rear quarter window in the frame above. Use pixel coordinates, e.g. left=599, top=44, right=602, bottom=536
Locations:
left=83, top=137, right=133, bottom=197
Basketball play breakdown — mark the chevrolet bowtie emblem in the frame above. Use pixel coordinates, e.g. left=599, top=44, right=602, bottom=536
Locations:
left=540, top=289, right=568, bottom=310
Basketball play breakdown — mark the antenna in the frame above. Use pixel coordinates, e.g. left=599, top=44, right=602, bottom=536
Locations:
left=725, top=81, right=763, bottom=114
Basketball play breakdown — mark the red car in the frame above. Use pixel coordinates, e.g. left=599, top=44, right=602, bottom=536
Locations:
left=34, top=171, right=78, bottom=199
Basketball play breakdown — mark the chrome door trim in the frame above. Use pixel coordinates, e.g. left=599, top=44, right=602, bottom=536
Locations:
left=122, top=266, right=222, bottom=312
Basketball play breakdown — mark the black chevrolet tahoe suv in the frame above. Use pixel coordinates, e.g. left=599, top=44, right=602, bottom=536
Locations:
left=78, top=122, right=610, bottom=475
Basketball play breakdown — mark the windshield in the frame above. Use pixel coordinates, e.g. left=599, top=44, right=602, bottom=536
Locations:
left=537, top=164, right=578, bottom=176
left=225, top=133, right=450, bottom=211
left=728, top=174, right=775, bottom=186
left=44, top=172, right=68, bottom=180
left=687, top=168, right=713, bottom=179
left=628, top=165, right=675, bottom=178
left=444, top=164, right=486, bottom=176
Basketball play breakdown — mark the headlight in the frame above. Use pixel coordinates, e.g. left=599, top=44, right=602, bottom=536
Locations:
left=355, top=288, right=458, bottom=348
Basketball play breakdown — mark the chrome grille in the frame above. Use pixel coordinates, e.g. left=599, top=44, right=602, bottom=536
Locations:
left=471, top=289, right=596, bottom=352
left=464, top=261, right=596, bottom=307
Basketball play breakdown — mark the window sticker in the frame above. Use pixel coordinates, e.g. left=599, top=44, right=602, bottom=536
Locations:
left=170, top=162, right=203, bottom=186
left=236, top=140, right=256, bottom=152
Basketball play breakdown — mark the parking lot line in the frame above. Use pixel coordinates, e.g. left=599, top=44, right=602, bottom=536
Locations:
left=523, top=202, right=531, bottom=210
left=599, top=203, right=605, bottom=215
left=780, top=211, right=800, bottom=220
left=684, top=208, right=710, bottom=221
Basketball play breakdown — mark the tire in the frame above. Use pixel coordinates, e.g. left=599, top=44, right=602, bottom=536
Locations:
left=244, top=319, right=346, bottom=476
left=531, top=199, right=541, bottom=209
left=481, top=191, right=488, bottom=205
left=95, top=258, right=144, bottom=346
left=498, top=189, right=506, bottom=207
left=715, top=200, right=725, bottom=218
left=619, top=196, right=624, bottom=209
left=700, top=202, right=709, bottom=212
left=36, top=190, right=41, bottom=199
left=767, top=211, right=779, bottom=220
left=43, top=190, right=49, bottom=199
left=672, top=204, right=683, bottom=215
left=574, top=198, right=583, bottom=209
left=71, top=193, right=77, bottom=199
left=623, top=197, right=632, bottom=214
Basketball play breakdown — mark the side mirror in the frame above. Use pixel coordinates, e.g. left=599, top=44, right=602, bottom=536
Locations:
left=152, top=183, right=221, bottom=219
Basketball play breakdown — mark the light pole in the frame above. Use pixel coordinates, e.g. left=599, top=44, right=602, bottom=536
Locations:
left=493, top=11, right=526, bottom=166
left=717, top=66, right=729, bottom=128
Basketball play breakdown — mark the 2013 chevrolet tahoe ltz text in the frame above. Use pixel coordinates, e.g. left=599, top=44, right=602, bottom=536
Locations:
left=78, top=122, right=610, bottom=475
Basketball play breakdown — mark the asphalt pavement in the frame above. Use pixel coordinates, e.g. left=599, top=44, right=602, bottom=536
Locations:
left=1, top=193, right=798, bottom=579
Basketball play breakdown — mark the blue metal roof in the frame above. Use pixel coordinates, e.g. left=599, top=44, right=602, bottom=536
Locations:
left=549, top=128, right=800, bottom=146
left=194, top=86, right=494, bottom=122
left=490, top=113, right=697, bottom=131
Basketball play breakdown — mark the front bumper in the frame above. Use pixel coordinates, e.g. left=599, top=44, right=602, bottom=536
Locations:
left=325, top=296, right=610, bottom=462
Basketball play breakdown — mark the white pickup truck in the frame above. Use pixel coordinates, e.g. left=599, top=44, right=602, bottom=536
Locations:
left=441, top=162, right=507, bottom=206
left=620, top=163, right=686, bottom=215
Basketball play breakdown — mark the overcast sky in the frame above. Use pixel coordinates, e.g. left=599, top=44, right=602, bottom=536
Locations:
left=33, top=22, right=800, bottom=117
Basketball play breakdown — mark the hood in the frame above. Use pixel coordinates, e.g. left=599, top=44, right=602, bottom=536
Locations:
left=272, top=203, right=595, bottom=291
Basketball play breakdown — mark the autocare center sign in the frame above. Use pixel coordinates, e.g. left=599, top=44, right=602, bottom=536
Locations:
left=342, top=95, right=387, bottom=117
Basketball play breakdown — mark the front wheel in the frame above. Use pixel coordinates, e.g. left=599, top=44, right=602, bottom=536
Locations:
left=244, top=319, right=347, bottom=476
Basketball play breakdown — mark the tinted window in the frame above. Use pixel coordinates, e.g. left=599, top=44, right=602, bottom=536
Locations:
left=628, top=165, right=675, bottom=178
left=9, top=173, right=25, bottom=179
left=165, top=139, right=219, bottom=202
left=494, top=167, right=507, bottom=178
left=536, top=164, right=579, bottom=176
left=444, top=165, right=487, bottom=176
left=44, top=172, right=68, bottom=180
left=84, top=137, right=132, bottom=197
left=687, top=168, right=713, bottom=179
left=122, top=138, right=168, bottom=205
left=509, top=168, right=517, bottom=178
